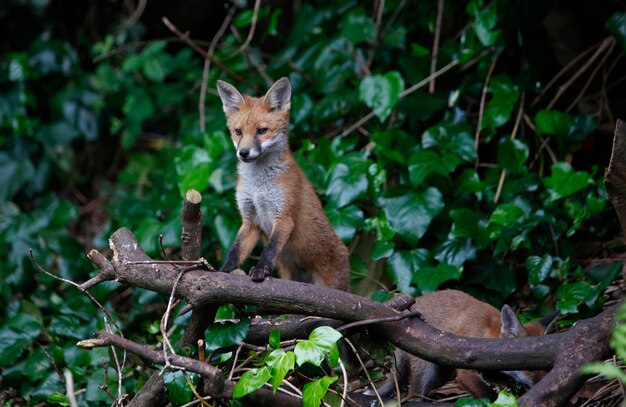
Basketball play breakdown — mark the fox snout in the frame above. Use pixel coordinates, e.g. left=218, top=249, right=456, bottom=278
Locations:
left=237, top=146, right=260, bottom=162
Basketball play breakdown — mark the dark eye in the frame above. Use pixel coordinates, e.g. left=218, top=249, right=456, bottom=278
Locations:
left=234, top=128, right=242, bottom=136
left=257, top=127, right=268, bottom=135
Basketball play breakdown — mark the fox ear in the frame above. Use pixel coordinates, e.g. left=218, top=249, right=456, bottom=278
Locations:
left=217, top=80, right=245, bottom=112
left=264, top=77, right=291, bottom=111
left=500, top=305, right=526, bottom=338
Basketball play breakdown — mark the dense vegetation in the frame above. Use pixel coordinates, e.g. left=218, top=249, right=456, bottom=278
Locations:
left=1, top=0, right=626, bottom=405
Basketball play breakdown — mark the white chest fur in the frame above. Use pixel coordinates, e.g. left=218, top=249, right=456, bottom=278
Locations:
left=236, top=156, right=286, bottom=236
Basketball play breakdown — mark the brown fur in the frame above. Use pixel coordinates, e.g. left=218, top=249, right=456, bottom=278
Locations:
left=385, top=290, right=553, bottom=400
left=216, top=78, right=350, bottom=291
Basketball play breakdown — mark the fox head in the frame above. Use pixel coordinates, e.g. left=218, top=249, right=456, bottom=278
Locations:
left=489, top=305, right=559, bottom=390
left=216, top=77, right=291, bottom=163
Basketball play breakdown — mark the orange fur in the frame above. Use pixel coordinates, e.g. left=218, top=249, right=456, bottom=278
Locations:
left=216, top=78, right=350, bottom=291
left=381, top=290, right=554, bottom=400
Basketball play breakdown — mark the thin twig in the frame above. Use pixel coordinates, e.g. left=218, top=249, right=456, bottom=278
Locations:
left=343, top=337, right=384, bottom=406
left=161, top=17, right=254, bottom=88
left=474, top=55, right=498, bottom=166
left=429, top=0, right=445, bottom=93
left=547, top=37, right=614, bottom=109
left=336, top=310, right=423, bottom=332
left=566, top=39, right=616, bottom=112
left=340, top=58, right=462, bottom=137
left=41, top=346, right=65, bottom=384
left=337, top=357, right=348, bottom=407
left=104, top=318, right=125, bottom=405
left=494, top=92, right=525, bottom=203
left=64, top=370, right=79, bottom=407
left=229, top=343, right=245, bottom=380
left=531, top=39, right=603, bottom=107
left=30, top=250, right=124, bottom=336
left=230, top=0, right=262, bottom=57
left=199, top=5, right=236, bottom=133
left=120, top=0, right=147, bottom=30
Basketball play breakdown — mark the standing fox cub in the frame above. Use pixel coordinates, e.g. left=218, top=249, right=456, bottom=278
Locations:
left=377, top=290, right=557, bottom=400
left=216, top=77, right=350, bottom=291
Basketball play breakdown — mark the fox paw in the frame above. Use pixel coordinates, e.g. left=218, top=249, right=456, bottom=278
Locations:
left=249, top=265, right=270, bottom=282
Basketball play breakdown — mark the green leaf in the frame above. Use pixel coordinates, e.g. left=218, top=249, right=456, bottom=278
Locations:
left=302, top=376, right=339, bottom=407
left=269, top=328, right=281, bottom=350
left=325, top=204, right=364, bottom=242
left=233, top=367, right=272, bottom=399
left=309, top=326, right=343, bottom=353
left=359, top=71, right=405, bottom=121
left=434, top=238, right=476, bottom=268
left=543, top=162, right=591, bottom=200
left=0, top=152, right=35, bottom=201
left=455, top=397, right=490, bottom=407
left=482, top=75, right=520, bottom=130
left=143, top=58, right=166, bottom=82
left=163, top=371, right=194, bottom=405
left=175, top=145, right=211, bottom=197
left=489, top=391, right=518, bottom=407
left=556, top=281, right=594, bottom=314
left=294, top=340, right=326, bottom=367
left=326, top=160, right=369, bottom=207
left=535, top=109, right=573, bottom=137
left=497, top=138, right=528, bottom=173
left=581, top=362, right=626, bottom=383
left=387, top=249, right=431, bottom=295
left=412, top=264, right=462, bottom=293
left=341, top=10, right=376, bottom=44
left=525, top=254, right=554, bottom=285
left=0, top=313, right=41, bottom=365
left=468, top=0, right=501, bottom=46
left=606, top=12, right=626, bottom=52
left=370, top=240, right=395, bottom=260
left=488, top=204, right=525, bottom=227
left=266, top=349, right=295, bottom=392
left=379, top=187, right=444, bottom=246
left=47, top=392, right=70, bottom=406
left=204, top=320, right=250, bottom=352
left=408, top=150, right=453, bottom=186
left=449, top=208, right=490, bottom=247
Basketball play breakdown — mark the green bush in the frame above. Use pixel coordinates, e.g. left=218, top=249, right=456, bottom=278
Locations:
left=1, top=0, right=624, bottom=404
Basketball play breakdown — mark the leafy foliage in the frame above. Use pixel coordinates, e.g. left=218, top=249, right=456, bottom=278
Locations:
left=0, top=0, right=624, bottom=404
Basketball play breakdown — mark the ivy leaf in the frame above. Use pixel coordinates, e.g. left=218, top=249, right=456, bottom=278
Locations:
left=175, top=145, right=210, bottom=197
left=490, top=391, right=518, bottom=407
left=379, top=187, right=444, bottom=246
left=0, top=314, right=41, bottom=365
left=325, top=204, right=364, bottom=242
left=302, top=376, right=338, bottom=407
left=525, top=254, right=554, bottom=285
left=449, top=208, right=490, bottom=248
left=606, top=12, right=626, bottom=52
left=163, top=371, right=194, bottom=405
left=482, top=75, right=520, bottom=130
left=454, top=397, right=490, bottom=407
left=309, top=326, right=343, bottom=353
left=408, top=150, right=453, bottom=187
left=359, top=71, right=405, bottom=121
left=412, top=264, right=462, bottom=293
left=387, top=249, right=431, bottom=295
left=47, top=392, right=70, bottom=406
left=341, top=11, right=376, bottom=44
left=233, top=367, right=271, bottom=399
left=370, top=240, right=395, bottom=260
left=434, top=238, right=476, bottom=268
left=204, top=320, right=250, bottom=352
left=556, top=282, right=595, bottom=314
left=266, top=349, right=295, bottom=393
left=269, top=328, right=281, bottom=350
left=543, top=163, right=591, bottom=201
left=294, top=340, right=326, bottom=367
left=326, top=158, right=369, bottom=207
left=497, top=138, right=528, bottom=173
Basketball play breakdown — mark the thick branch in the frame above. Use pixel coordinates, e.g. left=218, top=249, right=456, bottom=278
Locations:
left=181, top=189, right=203, bottom=261
left=126, top=371, right=169, bottom=407
left=98, top=227, right=615, bottom=374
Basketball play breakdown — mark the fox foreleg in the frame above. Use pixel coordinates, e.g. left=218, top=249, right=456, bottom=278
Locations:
left=219, top=220, right=260, bottom=273
left=250, top=217, right=295, bottom=282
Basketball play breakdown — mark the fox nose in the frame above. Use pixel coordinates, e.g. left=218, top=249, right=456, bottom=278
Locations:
left=239, top=148, right=250, bottom=159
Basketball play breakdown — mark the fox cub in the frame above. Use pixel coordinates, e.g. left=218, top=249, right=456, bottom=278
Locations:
left=216, top=77, right=350, bottom=291
left=377, top=289, right=556, bottom=400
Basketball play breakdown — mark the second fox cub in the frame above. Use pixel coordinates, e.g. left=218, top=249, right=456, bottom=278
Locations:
left=216, top=77, right=350, bottom=291
left=377, top=290, right=557, bottom=400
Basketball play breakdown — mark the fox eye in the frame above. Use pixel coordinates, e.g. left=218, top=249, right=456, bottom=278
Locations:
left=257, top=127, right=268, bottom=135
left=234, top=128, right=242, bottom=136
